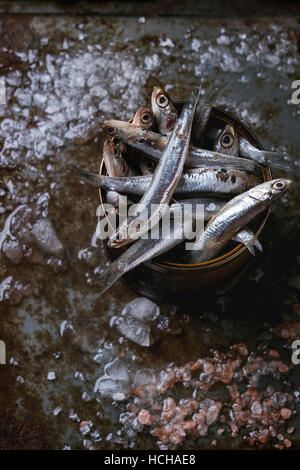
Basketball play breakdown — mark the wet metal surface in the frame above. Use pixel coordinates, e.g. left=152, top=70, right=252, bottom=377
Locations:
left=0, top=4, right=300, bottom=449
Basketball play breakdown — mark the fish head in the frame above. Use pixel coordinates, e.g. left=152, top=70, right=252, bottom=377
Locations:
left=140, top=158, right=156, bottom=175
left=102, top=122, right=118, bottom=137
left=151, top=86, right=178, bottom=134
left=103, top=119, right=146, bottom=142
left=132, top=105, right=155, bottom=130
left=114, top=138, right=127, bottom=154
left=214, top=124, right=239, bottom=156
left=103, top=139, right=129, bottom=177
left=248, top=178, right=292, bottom=202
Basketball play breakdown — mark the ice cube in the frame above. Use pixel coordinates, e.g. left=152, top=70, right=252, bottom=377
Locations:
left=94, top=377, right=130, bottom=401
left=104, top=358, right=130, bottom=382
left=133, top=368, right=156, bottom=386
left=121, top=297, right=160, bottom=322
left=31, top=217, right=63, bottom=256
left=115, top=314, right=155, bottom=347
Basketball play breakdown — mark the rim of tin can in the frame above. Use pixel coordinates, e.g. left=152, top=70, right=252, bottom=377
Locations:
left=98, top=106, right=272, bottom=270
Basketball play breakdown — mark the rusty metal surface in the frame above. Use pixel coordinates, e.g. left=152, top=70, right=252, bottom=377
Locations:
left=0, top=3, right=299, bottom=450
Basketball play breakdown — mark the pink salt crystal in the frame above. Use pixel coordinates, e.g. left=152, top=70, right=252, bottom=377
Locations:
left=233, top=343, right=248, bottom=355
left=169, top=431, right=184, bottom=445
left=188, top=399, right=199, bottom=411
left=138, top=409, right=153, bottom=425
left=258, top=429, right=269, bottom=444
left=251, top=401, right=262, bottom=415
left=155, top=427, right=169, bottom=443
left=215, top=363, right=233, bottom=384
left=268, top=349, right=279, bottom=358
left=197, top=423, right=208, bottom=436
left=276, top=361, right=289, bottom=374
left=280, top=408, right=292, bottom=420
left=192, top=410, right=206, bottom=425
left=206, top=404, right=221, bottom=426
left=182, top=368, right=191, bottom=381
left=161, top=397, right=176, bottom=420
left=231, top=424, right=239, bottom=434
left=183, top=420, right=196, bottom=431
left=231, top=358, right=242, bottom=370
left=274, top=444, right=284, bottom=450
left=283, top=438, right=292, bottom=448
left=173, top=405, right=188, bottom=422
left=203, top=361, right=214, bottom=375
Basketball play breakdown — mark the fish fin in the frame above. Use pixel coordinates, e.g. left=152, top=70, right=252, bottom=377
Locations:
left=95, top=262, right=124, bottom=296
left=70, top=165, right=103, bottom=187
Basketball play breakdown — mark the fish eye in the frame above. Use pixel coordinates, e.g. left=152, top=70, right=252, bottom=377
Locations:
left=157, top=94, right=169, bottom=108
left=106, top=126, right=117, bottom=136
left=141, top=113, right=152, bottom=124
left=221, top=133, right=234, bottom=148
left=273, top=181, right=285, bottom=190
left=113, top=146, right=119, bottom=156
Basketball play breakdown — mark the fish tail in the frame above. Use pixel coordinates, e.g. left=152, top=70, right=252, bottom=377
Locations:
left=95, top=261, right=125, bottom=296
left=70, top=165, right=103, bottom=187
left=203, top=79, right=230, bottom=106
left=263, top=152, right=293, bottom=171
left=243, top=234, right=263, bottom=256
left=246, top=245, right=256, bottom=256
left=189, top=86, right=202, bottom=112
left=253, top=238, right=263, bottom=253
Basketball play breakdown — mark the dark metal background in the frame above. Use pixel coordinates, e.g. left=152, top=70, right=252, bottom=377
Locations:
left=0, top=1, right=299, bottom=450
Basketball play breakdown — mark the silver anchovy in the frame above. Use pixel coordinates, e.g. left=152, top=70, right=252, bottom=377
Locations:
left=72, top=166, right=260, bottom=198
left=190, top=178, right=292, bottom=261
left=170, top=200, right=262, bottom=256
left=103, top=120, right=256, bottom=172
left=211, top=122, right=262, bottom=255
left=108, top=87, right=202, bottom=248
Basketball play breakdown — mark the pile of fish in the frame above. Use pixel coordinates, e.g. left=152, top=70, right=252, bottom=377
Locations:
left=72, top=84, right=292, bottom=294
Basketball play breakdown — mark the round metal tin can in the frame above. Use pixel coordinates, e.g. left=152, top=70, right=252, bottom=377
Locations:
left=99, top=106, right=271, bottom=304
